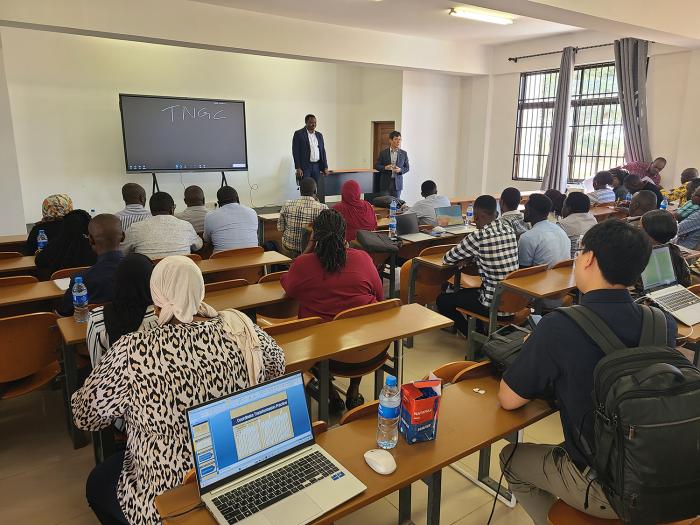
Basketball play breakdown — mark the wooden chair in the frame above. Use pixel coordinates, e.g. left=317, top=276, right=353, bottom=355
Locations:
left=547, top=500, right=699, bottom=525
left=207, top=246, right=266, bottom=284
left=552, top=259, right=574, bottom=269
left=0, top=251, right=22, bottom=259
left=255, top=272, right=299, bottom=328
left=262, top=317, right=323, bottom=337
left=339, top=399, right=380, bottom=426
left=211, top=246, right=263, bottom=259
left=457, top=264, right=548, bottom=360
left=0, top=275, right=38, bottom=286
left=428, top=361, right=478, bottom=383
left=400, top=244, right=458, bottom=305
left=50, top=266, right=90, bottom=280
left=152, top=253, right=202, bottom=265
left=0, top=312, right=61, bottom=399
left=204, top=279, right=248, bottom=293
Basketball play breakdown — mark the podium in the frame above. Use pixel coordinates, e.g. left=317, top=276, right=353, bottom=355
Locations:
left=317, top=168, right=379, bottom=203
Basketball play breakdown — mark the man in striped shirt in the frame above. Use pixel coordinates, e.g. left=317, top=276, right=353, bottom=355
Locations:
left=436, top=195, right=519, bottom=336
left=115, top=183, right=151, bottom=231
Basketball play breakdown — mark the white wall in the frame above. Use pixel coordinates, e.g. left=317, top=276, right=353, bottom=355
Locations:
left=0, top=28, right=402, bottom=222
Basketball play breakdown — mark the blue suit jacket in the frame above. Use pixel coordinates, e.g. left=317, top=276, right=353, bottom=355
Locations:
left=375, top=148, right=410, bottom=192
left=292, top=128, right=328, bottom=172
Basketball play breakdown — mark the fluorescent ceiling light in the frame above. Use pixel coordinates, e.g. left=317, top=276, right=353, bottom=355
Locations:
left=448, top=7, right=515, bottom=25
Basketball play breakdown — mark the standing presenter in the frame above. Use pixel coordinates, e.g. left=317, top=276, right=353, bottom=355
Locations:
left=292, top=114, right=328, bottom=184
left=375, top=131, right=409, bottom=200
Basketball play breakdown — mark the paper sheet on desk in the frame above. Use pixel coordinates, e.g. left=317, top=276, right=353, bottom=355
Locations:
left=53, top=278, right=71, bottom=291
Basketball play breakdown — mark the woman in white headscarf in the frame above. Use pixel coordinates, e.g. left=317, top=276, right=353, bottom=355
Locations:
left=72, top=256, right=286, bottom=525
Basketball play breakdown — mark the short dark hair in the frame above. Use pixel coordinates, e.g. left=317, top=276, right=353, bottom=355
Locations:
left=299, top=177, right=317, bottom=197
left=149, top=192, right=175, bottom=214
left=527, top=193, right=553, bottom=217
left=641, top=210, right=678, bottom=244
left=686, top=178, right=700, bottom=198
left=217, top=185, right=239, bottom=205
left=305, top=114, right=316, bottom=123
left=421, top=180, right=437, bottom=197
left=389, top=131, right=401, bottom=140
left=630, top=190, right=657, bottom=215
left=122, top=183, right=146, bottom=204
left=609, top=167, right=629, bottom=185
left=564, top=192, right=591, bottom=214
left=500, top=187, right=521, bottom=211
left=653, top=157, right=667, bottom=165
left=544, top=189, right=564, bottom=215
left=581, top=220, right=651, bottom=286
left=593, top=170, right=613, bottom=187
left=474, top=195, right=497, bottom=215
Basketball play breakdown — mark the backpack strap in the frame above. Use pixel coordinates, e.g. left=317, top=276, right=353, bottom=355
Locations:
left=639, top=305, right=668, bottom=347
left=556, top=305, right=626, bottom=355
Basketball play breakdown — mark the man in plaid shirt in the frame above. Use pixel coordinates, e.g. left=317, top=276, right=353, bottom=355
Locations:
left=277, top=178, right=327, bottom=256
left=436, top=195, right=519, bottom=336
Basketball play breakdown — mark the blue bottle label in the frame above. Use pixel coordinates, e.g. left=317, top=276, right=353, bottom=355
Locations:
left=73, top=294, right=88, bottom=306
left=379, top=404, right=399, bottom=419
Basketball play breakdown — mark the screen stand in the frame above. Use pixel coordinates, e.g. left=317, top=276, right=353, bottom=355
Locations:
left=220, top=171, right=228, bottom=188
left=151, top=173, right=160, bottom=194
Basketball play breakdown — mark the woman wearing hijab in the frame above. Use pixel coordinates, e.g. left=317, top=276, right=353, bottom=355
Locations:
left=35, top=209, right=96, bottom=275
left=332, top=180, right=377, bottom=241
left=72, top=256, right=286, bottom=525
left=86, top=254, right=158, bottom=366
left=25, top=193, right=73, bottom=254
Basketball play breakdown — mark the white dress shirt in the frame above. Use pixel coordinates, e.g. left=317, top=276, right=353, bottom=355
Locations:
left=308, top=131, right=320, bottom=162
left=122, top=215, right=203, bottom=259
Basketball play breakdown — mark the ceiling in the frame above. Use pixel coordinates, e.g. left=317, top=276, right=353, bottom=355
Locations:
left=192, top=0, right=581, bottom=45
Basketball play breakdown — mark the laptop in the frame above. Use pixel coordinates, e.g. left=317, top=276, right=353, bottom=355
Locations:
left=396, top=212, right=434, bottom=242
left=642, top=245, right=700, bottom=326
left=435, top=205, right=471, bottom=234
left=186, top=372, right=366, bottom=525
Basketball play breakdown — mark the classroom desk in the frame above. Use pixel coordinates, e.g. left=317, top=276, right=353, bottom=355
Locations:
left=0, top=255, right=36, bottom=276
left=590, top=206, right=626, bottom=222
left=0, top=234, right=27, bottom=253
left=0, top=279, right=64, bottom=307
left=257, top=213, right=282, bottom=246
left=197, top=251, right=291, bottom=276
left=155, top=376, right=554, bottom=525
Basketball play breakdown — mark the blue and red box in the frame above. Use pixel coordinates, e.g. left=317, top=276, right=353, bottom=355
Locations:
left=399, top=378, right=442, bottom=444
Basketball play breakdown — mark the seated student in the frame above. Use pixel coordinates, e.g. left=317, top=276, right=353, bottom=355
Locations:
left=518, top=194, right=571, bottom=268
left=587, top=171, right=617, bottom=205
left=627, top=190, right=658, bottom=224
left=559, top=192, right=597, bottom=256
left=277, top=177, right=327, bottom=257
left=333, top=180, right=377, bottom=242
left=498, top=220, right=677, bottom=525
left=122, top=192, right=202, bottom=259
left=203, top=186, right=258, bottom=252
left=87, top=253, right=158, bottom=366
left=280, top=209, right=384, bottom=410
left=409, top=180, right=451, bottom=226
left=673, top=178, right=700, bottom=221
left=662, top=167, right=698, bottom=206
left=499, top=187, right=529, bottom=238
left=609, top=167, right=630, bottom=201
left=73, top=256, right=286, bottom=525
left=35, top=209, right=97, bottom=276
left=26, top=193, right=73, bottom=255
left=176, top=185, right=208, bottom=234
left=114, top=183, right=151, bottom=232
left=638, top=210, right=690, bottom=292
left=623, top=174, right=664, bottom=208
left=621, top=156, right=666, bottom=186
left=676, top=187, right=700, bottom=250
left=544, top=189, right=565, bottom=219
left=435, top=195, right=518, bottom=336
left=57, top=214, right=124, bottom=316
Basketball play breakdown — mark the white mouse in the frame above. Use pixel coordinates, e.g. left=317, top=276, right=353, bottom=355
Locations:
left=364, top=449, right=397, bottom=475
left=432, top=226, right=446, bottom=234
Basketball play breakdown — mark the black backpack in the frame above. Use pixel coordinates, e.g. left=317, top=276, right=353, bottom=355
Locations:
left=559, top=305, right=700, bottom=524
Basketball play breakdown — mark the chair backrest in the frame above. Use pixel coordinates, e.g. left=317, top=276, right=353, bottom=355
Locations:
left=311, top=421, right=328, bottom=436
left=497, top=264, right=548, bottom=313
left=452, top=361, right=492, bottom=383
left=211, top=246, right=264, bottom=259
left=262, top=316, right=323, bottom=336
left=419, top=244, right=457, bottom=257
left=152, top=253, right=202, bottom=265
left=429, top=360, right=479, bottom=383
left=332, top=298, right=401, bottom=321
left=258, top=271, right=287, bottom=283
left=204, top=279, right=248, bottom=293
left=0, top=312, right=60, bottom=383
left=0, top=275, right=38, bottom=286
left=551, top=258, right=574, bottom=269
left=0, top=251, right=22, bottom=259
left=339, top=399, right=380, bottom=426
left=50, top=266, right=90, bottom=280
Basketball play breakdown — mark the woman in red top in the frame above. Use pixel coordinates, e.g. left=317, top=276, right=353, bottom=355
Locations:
left=332, top=180, right=377, bottom=241
left=281, top=209, right=384, bottom=411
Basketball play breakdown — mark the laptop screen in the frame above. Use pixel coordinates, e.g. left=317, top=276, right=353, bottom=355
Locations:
left=435, top=205, right=463, bottom=227
left=641, top=245, right=677, bottom=292
left=187, top=372, right=313, bottom=492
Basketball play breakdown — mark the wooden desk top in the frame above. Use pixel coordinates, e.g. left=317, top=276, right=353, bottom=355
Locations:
left=0, top=255, right=36, bottom=275
left=258, top=213, right=280, bottom=222
left=414, top=253, right=455, bottom=270
left=501, top=267, right=576, bottom=299
left=0, top=280, right=64, bottom=307
left=197, top=252, right=290, bottom=275
left=0, top=234, right=26, bottom=247
left=155, top=376, right=554, bottom=525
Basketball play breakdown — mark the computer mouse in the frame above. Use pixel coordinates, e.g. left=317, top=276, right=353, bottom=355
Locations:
left=432, top=226, right=446, bottom=234
left=364, top=449, right=397, bottom=475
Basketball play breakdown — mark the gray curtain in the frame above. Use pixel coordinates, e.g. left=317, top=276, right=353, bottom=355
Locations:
left=541, top=46, right=576, bottom=193
left=614, top=38, right=651, bottom=163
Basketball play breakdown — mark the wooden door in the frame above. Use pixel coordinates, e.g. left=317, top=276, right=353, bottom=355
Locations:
left=372, top=121, right=395, bottom=167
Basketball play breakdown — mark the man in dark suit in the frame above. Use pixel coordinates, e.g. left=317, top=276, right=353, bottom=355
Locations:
left=292, top=114, right=328, bottom=184
left=375, top=130, right=410, bottom=199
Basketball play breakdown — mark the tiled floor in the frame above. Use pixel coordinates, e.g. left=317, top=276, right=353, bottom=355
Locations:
left=0, top=329, right=563, bottom=525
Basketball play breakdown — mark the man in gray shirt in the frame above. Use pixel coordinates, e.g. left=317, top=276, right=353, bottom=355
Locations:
left=176, top=185, right=209, bottom=234
left=204, top=186, right=258, bottom=253
left=409, top=180, right=451, bottom=226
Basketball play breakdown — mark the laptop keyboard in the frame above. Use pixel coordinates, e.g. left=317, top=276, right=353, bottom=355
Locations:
left=656, top=289, right=700, bottom=312
left=212, top=451, right=340, bottom=524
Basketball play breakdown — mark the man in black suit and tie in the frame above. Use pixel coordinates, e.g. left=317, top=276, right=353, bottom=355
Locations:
left=292, top=114, right=328, bottom=184
left=375, top=131, right=410, bottom=199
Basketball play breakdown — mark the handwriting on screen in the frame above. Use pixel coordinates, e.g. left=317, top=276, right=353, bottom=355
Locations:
left=161, top=104, right=228, bottom=123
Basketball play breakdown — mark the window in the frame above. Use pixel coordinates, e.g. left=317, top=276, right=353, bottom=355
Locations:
left=512, top=62, right=624, bottom=183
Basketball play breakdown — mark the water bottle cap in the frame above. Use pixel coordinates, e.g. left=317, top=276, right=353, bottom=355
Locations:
left=385, top=375, right=397, bottom=387
left=74, top=277, right=83, bottom=284
left=39, top=229, right=45, bottom=233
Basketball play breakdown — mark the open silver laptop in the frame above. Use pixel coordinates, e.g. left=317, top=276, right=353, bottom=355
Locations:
left=435, top=205, right=471, bottom=234
left=186, top=372, right=366, bottom=525
left=396, top=212, right=434, bottom=242
left=642, top=245, right=700, bottom=326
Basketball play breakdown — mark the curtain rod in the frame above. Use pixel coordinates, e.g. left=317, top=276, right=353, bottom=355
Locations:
left=508, top=43, right=613, bottom=63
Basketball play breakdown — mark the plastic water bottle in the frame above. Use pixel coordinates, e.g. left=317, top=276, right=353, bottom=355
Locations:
left=660, top=197, right=668, bottom=210
left=377, top=375, right=400, bottom=450
left=625, top=192, right=633, bottom=204
left=72, top=277, right=89, bottom=323
left=36, top=229, right=48, bottom=250
left=389, top=200, right=398, bottom=240
left=466, top=204, right=474, bottom=224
